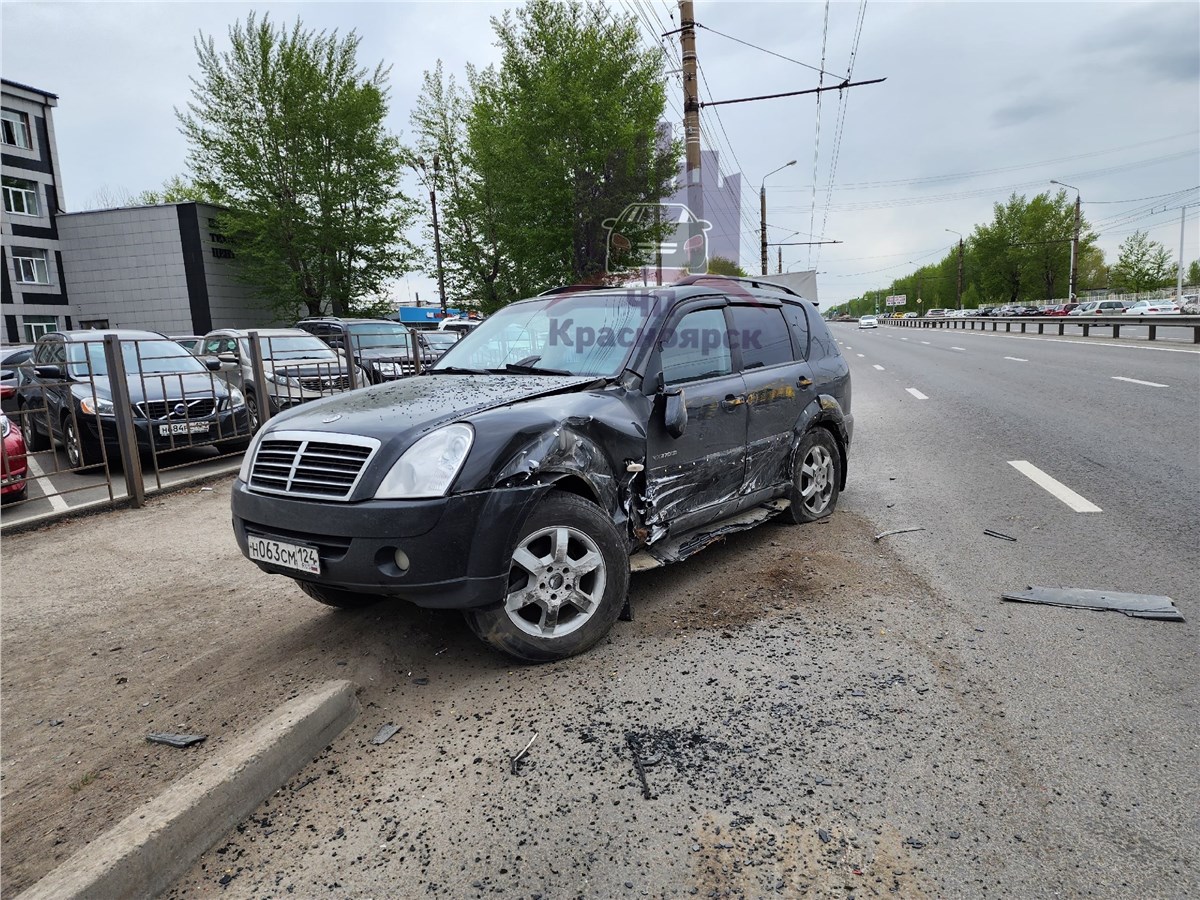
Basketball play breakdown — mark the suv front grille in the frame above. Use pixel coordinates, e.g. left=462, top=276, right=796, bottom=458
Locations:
left=298, top=374, right=351, bottom=392
left=248, top=432, right=378, bottom=500
left=137, top=398, right=219, bottom=420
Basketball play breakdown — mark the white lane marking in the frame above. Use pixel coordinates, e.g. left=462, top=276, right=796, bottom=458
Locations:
left=24, top=455, right=70, bottom=513
left=921, top=341, right=931, bottom=345
left=1007, top=460, right=1102, bottom=513
left=952, top=346, right=966, bottom=351
left=873, top=364, right=885, bottom=371
left=856, top=353, right=865, bottom=358
left=905, top=387, right=929, bottom=400
left=1111, top=376, right=1168, bottom=388
left=1004, top=356, right=1028, bottom=362
left=900, top=337, right=909, bottom=341
left=846, top=346, right=852, bottom=350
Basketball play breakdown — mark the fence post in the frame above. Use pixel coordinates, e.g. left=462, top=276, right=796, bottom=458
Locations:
left=408, top=328, right=423, bottom=375
left=101, top=335, right=145, bottom=509
left=248, top=331, right=272, bottom=429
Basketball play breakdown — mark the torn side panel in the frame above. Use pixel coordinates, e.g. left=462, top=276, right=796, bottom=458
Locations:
left=1001, top=586, right=1184, bottom=622
left=629, top=499, right=790, bottom=570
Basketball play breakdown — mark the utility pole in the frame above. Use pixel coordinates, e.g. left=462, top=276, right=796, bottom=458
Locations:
left=946, top=228, right=963, bottom=308
left=1177, top=205, right=1186, bottom=303
left=679, top=0, right=703, bottom=245
left=760, top=160, right=796, bottom=275
left=777, top=246, right=782, bottom=274
left=1070, top=191, right=1081, bottom=302
left=418, top=154, right=447, bottom=312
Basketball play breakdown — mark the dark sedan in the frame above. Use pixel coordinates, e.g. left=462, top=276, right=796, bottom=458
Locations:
left=17, top=330, right=251, bottom=468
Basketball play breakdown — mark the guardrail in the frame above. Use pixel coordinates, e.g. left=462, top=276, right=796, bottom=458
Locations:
left=884, top=314, right=1200, bottom=343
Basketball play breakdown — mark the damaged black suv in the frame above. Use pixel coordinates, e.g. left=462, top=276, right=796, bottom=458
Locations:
left=231, top=279, right=852, bottom=661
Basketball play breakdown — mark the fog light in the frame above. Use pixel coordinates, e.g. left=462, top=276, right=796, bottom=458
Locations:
left=393, top=549, right=410, bottom=573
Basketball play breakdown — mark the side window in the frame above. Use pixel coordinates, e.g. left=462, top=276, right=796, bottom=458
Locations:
left=781, top=302, right=811, bottom=360
left=33, top=340, right=51, bottom=365
left=808, top=312, right=839, bottom=360
left=660, top=307, right=731, bottom=385
left=729, top=305, right=793, bottom=369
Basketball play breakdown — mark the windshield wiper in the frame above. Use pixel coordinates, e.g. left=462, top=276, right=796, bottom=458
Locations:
left=432, top=366, right=489, bottom=375
left=496, top=363, right=574, bottom=376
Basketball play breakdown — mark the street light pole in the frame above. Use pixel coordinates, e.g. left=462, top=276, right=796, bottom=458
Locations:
left=1051, top=180, right=1081, bottom=301
left=761, top=160, right=796, bottom=275
left=431, top=155, right=447, bottom=312
left=945, top=228, right=963, bottom=309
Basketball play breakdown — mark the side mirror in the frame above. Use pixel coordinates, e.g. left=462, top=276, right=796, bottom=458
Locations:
left=217, top=352, right=238, bottom=364
left=35, top=364, right=64, bottom=379
left=663, top=387, right=687, bottom=438
left=204, top=357, right=222, bottom=372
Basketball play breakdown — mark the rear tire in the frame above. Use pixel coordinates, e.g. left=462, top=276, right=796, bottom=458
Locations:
left=785, top=428, right=841, bottom=524
left=19, top=403, right=49, bottom=452
left=246, top=391, right=262, bottom=433
left=295, top=580, right=377, bottom=610
left=465, top=492, right=629, bottom=663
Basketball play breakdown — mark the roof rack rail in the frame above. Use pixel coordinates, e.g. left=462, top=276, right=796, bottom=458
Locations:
left=536, top=284, right=623, bottom=296
left=672, top=274, right=802, bottom=297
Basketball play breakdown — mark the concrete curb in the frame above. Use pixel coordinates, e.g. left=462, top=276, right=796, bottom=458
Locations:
left=17, top=680, right=360, bottom=900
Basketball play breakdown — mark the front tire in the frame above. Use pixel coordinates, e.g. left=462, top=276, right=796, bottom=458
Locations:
left=19, top=403, right=49, bottom=452
left=465, top=492, right=629, bottom=663
left=786, top=428, right=841, bottom=524
left=63, top=414, right=100, bottom=470
left=246, top=391, right=262, bottom=433
left=295, top=580, right=377, bottom=609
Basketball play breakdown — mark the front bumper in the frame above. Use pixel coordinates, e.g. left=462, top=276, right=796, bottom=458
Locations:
left=231, top=479, right=548, bottom=608
left=84, top=408, right=251, bottom=451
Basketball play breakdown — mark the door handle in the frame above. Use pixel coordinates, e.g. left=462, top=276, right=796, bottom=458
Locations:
left=798, top=377, right=813, bottom=388
left=720, top=394, right=745, bottom=410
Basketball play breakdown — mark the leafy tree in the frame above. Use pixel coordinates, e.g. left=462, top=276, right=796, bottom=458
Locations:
left=706, top=256, right=747, bottom=277
left=178, top=13, right=418, bottom=319
left=1076, top=245, right=1108, bottom=291
left=464, top=0, right=680, bottom=301
left=1109, top=231, right=1175, bottom=292
left=1186, top=258, right=1200, bottom=285
left=136, top=175, right=217, bottom=206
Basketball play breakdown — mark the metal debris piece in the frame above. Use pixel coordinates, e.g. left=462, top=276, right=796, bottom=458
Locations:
left=411, top=677, right=429, bottom=686
left=983, top=529, right=1017, bottom=542
left=510, top=732, right=537, bottom=775
left=873, top=527, right=925, bottom=542
left=146, top=732, right=207, bottom=748
left=371, top=723, right=401, bottom=745
left=627, top=734, right=653, bottom=799
left=619, top=596, right=634, bottom=622
left=1001, top=586, right=1183, bottom=622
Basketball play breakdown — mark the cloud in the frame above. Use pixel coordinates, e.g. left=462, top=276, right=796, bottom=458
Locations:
left=991, top=98, right=1061, bottom=129
left=1083, top=4, right=1200, bottom=84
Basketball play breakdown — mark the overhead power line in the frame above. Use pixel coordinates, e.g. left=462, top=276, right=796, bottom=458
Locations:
left=693, top=22, right=841, bottom=80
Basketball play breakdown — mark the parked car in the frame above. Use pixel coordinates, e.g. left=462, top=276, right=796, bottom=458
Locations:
left=295, top=317, right=437, bottom=383
left=903, top=312, right=917, bottom=318
left=1181, top=294, right=1199, bottom=314
left=200, top=328, right=368, bottom=432
left=170, top=335, right=205, bottom=354
left=1077, top=300, right=1130, bottom=316
left=1124, top=300, right=1180, bottom=316
left=436, top=316, right=482, bottom=336
left=421, top=330, right=460, bottom=358
left=1044, top=303, right=1079, bottom=316
left=16, top=330, right=250, bottom=469
left=858, top=315, right=879, bottom=329
left=1, top=344, right=35, bottom=414
left=1068, top=302, right=1098, bottom=316
left=923, top=309, right=951, bottom=318
left=230, top=284, right=853, bottom=661
left=1, top=413, right=28, bottom=502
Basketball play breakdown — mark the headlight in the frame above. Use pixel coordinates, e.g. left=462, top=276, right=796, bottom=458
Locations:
left=356, top=366, right=370, bottom=385
left=79, top=395, right=116, bottom=416
left=374, top=423, right=474, bottom=499
left=238, top=428, right=268, bottom=483
left=228, top=387, right=246, bottom=409
left=264, top=369, right=300, bottom=389
left=1, top=415, right=10, bottom=438
left=375, top=362, right=399, bottom=376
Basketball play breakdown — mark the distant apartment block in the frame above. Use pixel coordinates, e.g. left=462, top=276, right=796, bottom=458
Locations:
left=669, top=149, right=744, bottom=269
left=1, top=78, right=72, bottom=342
left=56, top=202, right=269, bottom=335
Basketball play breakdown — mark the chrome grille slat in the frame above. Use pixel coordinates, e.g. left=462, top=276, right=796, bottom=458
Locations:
left=248, top=431, right=380, bottom=501
left=137, top=397, right=219, bottom=420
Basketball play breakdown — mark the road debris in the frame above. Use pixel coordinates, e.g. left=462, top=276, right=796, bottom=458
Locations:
left=983, top=529, right=1017, bottom=542
left=371, top=723, right=401, bottom=745
left=1001, top=586, right=1183, bottom=622
left=509, top=732, right=537, bottom=776
left=873, top=527, right=925, bottom=542
left=145, top=732, right=207, bottom=748
left=626, top=734, right=654, bottom=800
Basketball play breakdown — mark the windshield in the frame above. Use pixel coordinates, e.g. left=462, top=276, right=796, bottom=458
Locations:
left=346, top=324, right=414, bottom=350
left=67, top=339, right=208, bottom=378
left=433, top=292, right=655, bottom=377
left=241, top=336, right=337, bottom=361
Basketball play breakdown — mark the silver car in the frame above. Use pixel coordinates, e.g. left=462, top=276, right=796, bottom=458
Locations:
left=199, top=328, right=367, bottom=431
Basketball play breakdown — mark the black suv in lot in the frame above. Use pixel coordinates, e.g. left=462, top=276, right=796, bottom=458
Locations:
left=17, top=330, right=250, bottom=468
left=232, top=281, right=852, bottom=661
left=296, top=317, right=442, bottom=383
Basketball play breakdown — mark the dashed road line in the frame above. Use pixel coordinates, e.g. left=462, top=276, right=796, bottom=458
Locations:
left=905, top=387, right=929, bottom=400
left=1003, top=356, right=1028, bottom=362
left=24, top=456, right=70, bottom=513
left=856, top=353, right=865, bottom=358
left=873, top=365, right=885, bottom=370
left=951, top=346, right=966, bottom=351
left=921, top=341, right=931, bottom=345
left=1111, top=376, right=1168, bottom=387
left=1007, top=460, right=1102, bottom=513
left=900, top=337, right=909, bottom=341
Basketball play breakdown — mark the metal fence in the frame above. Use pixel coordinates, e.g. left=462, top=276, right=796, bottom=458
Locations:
left=886, top=313, right=1200, bottom=343
left=0, top=327, right=456, bottom=523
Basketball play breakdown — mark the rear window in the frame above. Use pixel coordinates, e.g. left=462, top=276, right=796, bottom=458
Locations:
left=729, top=305, right=792, bottom=369
left=781, top=302, right=811, bottom=360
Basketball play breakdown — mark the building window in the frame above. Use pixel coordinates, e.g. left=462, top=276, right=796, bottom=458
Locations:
left=23, top=316, right=58, bottom=342
left=1, top=109, right=32, bottom=149
left=12, top=249, right=50, bottom=285
left=2, top=176, right=40, bottom=216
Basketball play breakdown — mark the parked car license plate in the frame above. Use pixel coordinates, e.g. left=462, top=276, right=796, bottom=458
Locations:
left=247, top=536, right=320, bottom=574
left=158, top=421, right=211, bottom=436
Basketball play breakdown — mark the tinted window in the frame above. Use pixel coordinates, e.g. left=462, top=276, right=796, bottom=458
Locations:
left=729, top=305, right=792, bottom=369
left=807, top=312, right=839, bottom=361
left=781, top=302, right=810, bottom=360
left=660, top=307, right=732, bottom=385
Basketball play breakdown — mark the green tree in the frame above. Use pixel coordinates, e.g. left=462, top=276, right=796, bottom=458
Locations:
left=178, top=13, right=418, bottom=319
left=1109, top=231, right=1175, bottom=293
left=1186, top=258, right=1200, bottom=285
left=464, top=0, right=680, bottom=302
left=706, top=256, right=747, bottom=277
left=136, top=175, right=217, bottom=206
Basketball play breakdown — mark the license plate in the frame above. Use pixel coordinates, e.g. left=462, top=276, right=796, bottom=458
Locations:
left=247, top=536, right=320, bottom=574
left=158, top=421, right=211, bottom=436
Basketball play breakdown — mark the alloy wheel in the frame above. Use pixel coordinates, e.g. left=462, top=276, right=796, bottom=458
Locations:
left=800, top=444, right=834, bottom=516
left=504, top=525, right=607, bottom=638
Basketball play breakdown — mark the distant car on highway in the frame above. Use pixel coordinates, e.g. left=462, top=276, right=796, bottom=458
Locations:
left=1124, top=300, right=1180, bottom=316
left=1, top=412, right=28, bottom=502
left=858, top=315, right=879, bottom=329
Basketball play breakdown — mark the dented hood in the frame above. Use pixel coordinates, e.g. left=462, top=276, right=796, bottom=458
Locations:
left=262, top=372, right=601, bottom=446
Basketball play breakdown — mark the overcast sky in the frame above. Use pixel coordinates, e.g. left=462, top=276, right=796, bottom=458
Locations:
left=4, top=1, right=1198, bottom=307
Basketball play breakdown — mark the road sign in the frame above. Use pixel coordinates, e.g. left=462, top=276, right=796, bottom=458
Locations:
left=886, top=294, right=907, bottom=307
